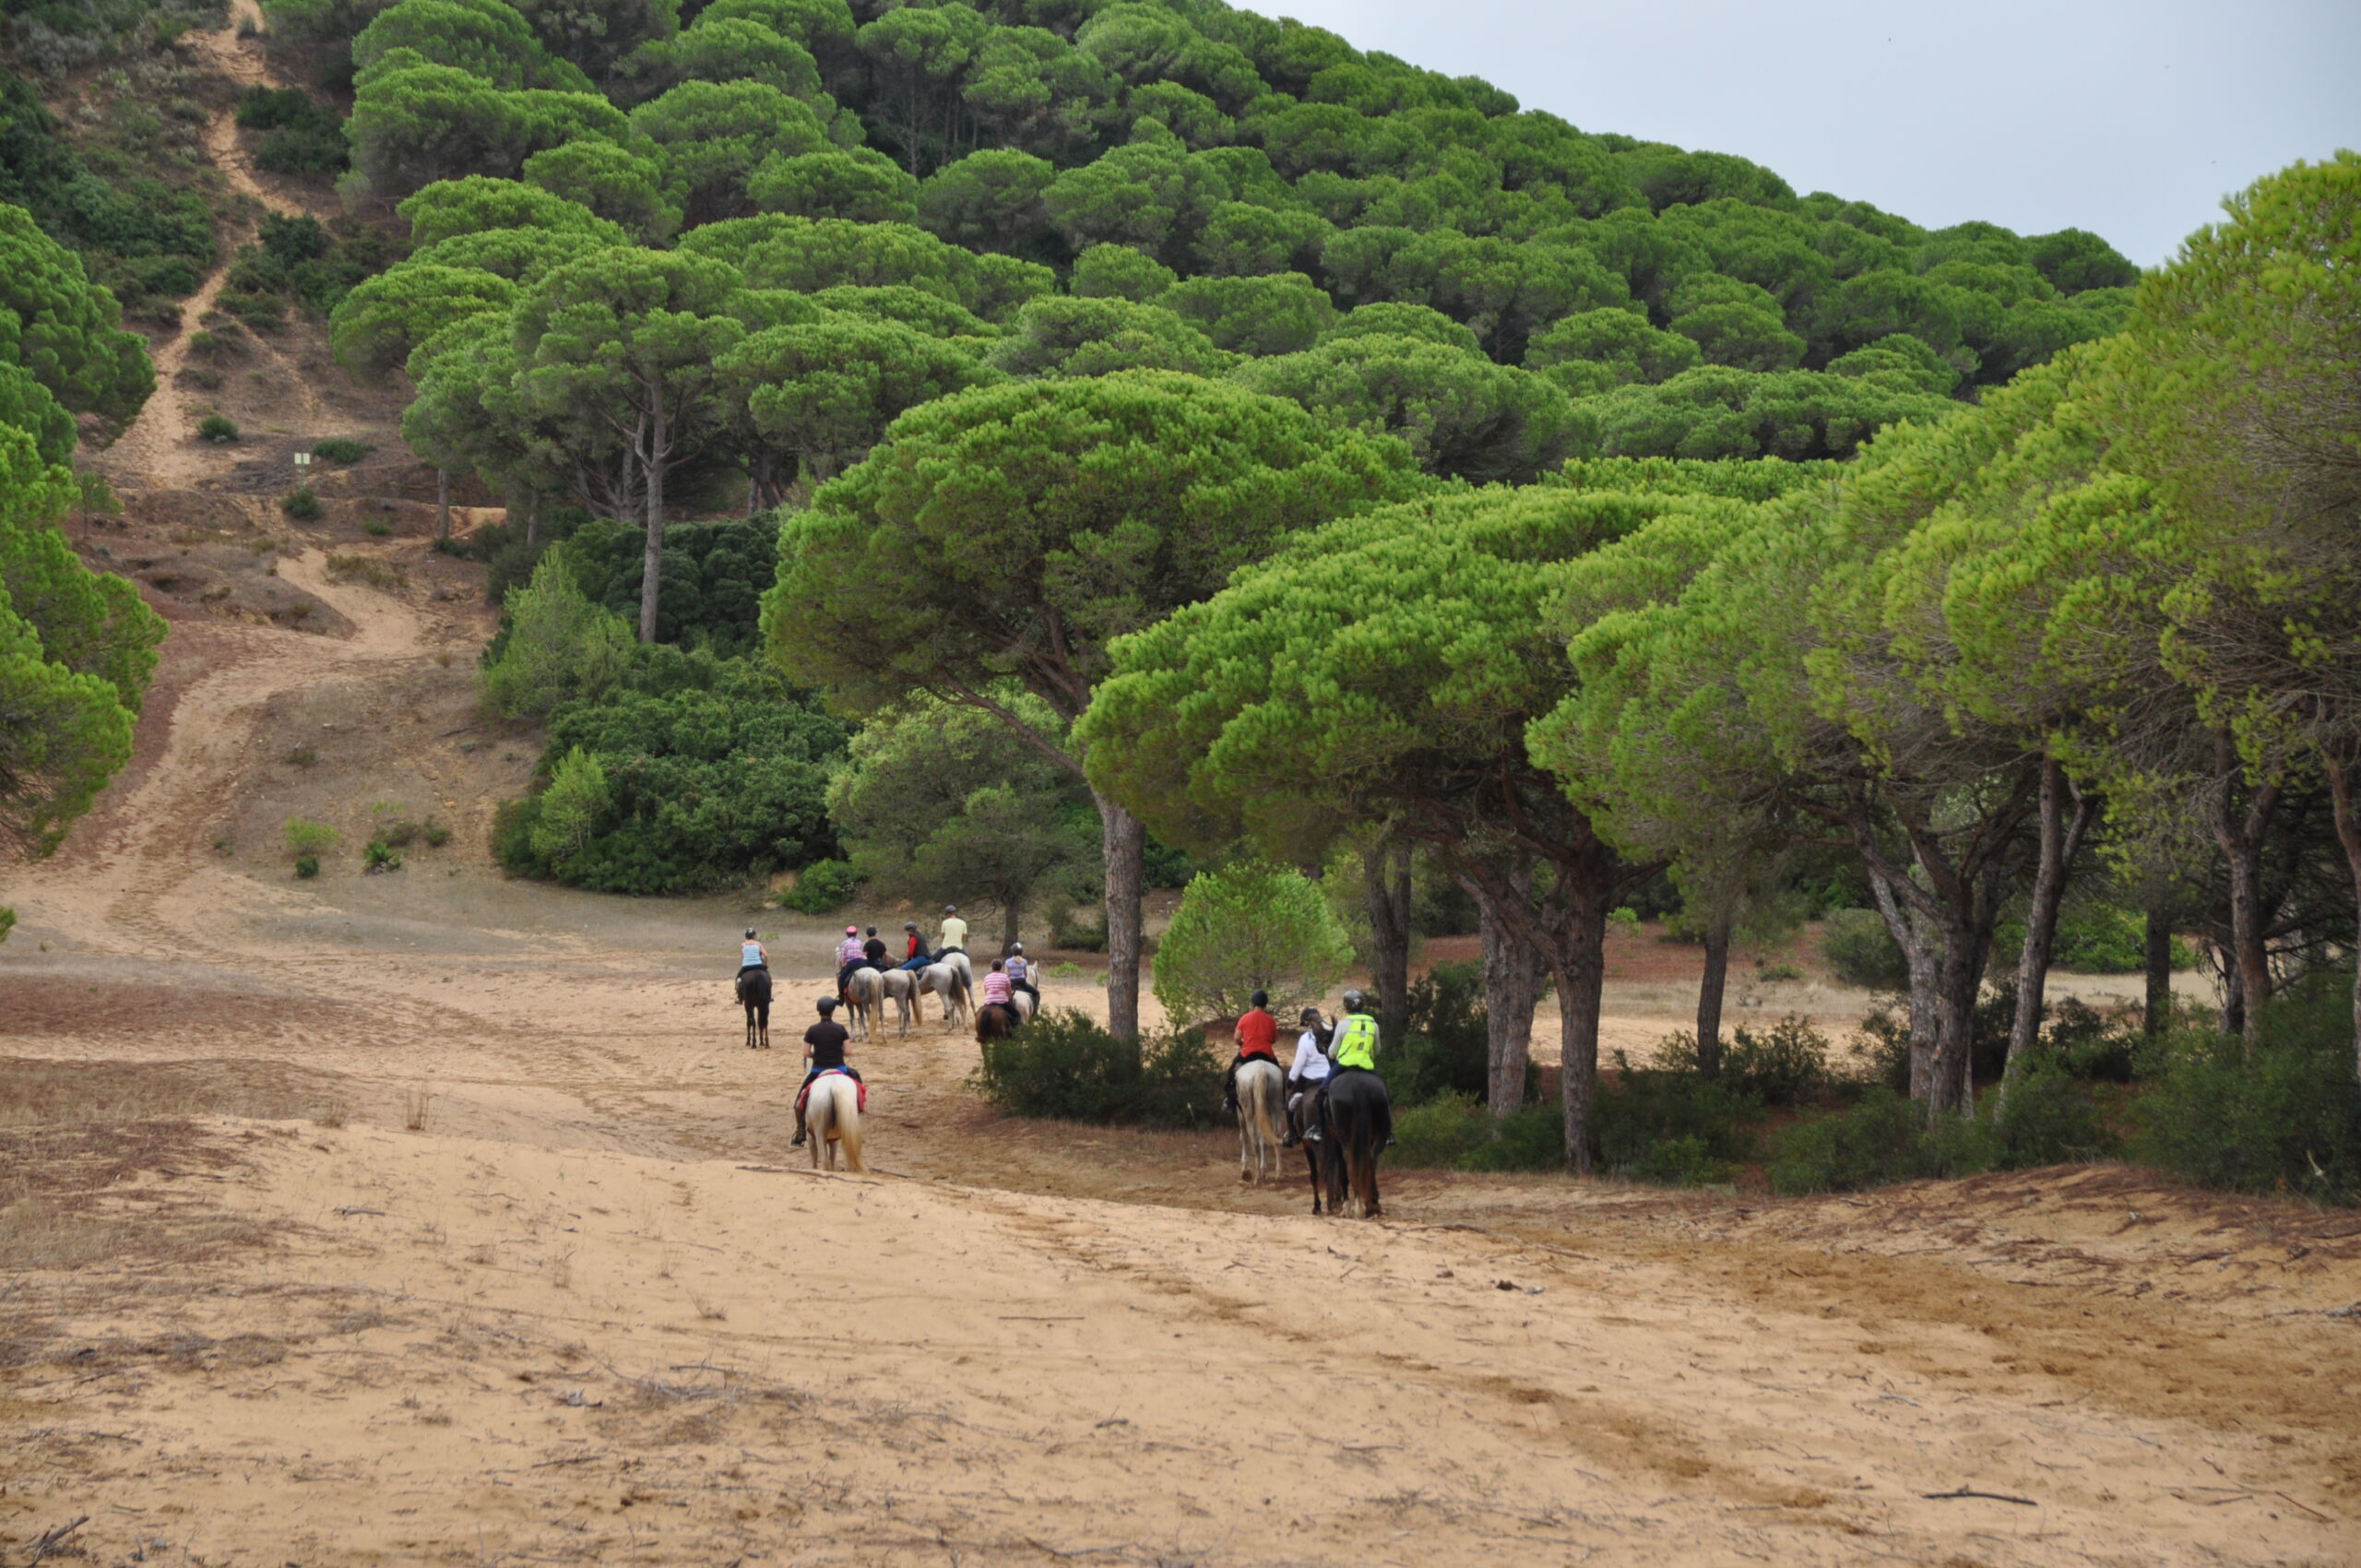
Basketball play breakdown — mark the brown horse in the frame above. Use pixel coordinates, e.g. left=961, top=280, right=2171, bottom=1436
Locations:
left=736, top=968, right=772, bottom=1050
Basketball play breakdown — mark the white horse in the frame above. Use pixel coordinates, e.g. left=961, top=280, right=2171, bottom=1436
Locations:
left=843, top=966, right=885, bottom=1040
left=918, top=960, right=970, bottom=1028
left=1234, top=1057, right=1286, bottom=1184
left=877, top=968, right=918, bottom=1035
left=939, top=948, right=974, bottom=995
left=804, top=1072, right=864, bottom=1173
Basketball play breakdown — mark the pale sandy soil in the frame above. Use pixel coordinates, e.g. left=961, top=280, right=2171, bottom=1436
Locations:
left=3, top=23, right=2356, bottom=1558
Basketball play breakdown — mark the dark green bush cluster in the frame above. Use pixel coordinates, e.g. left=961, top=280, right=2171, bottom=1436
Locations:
left=1385, top=959, right=1492, bottom=1105
left=1991, top=905, right=2199, bottom=975
left=196, top=413, right=237, bottom=443
left=280, top=486, right=322, bottom=520
left=778, top=857, right=858, bottom=914
left=562, top=515, right=780, bottom=657
left=310, top=436, right=374, bottom=463
left=2130, top=976, right=2361, bottom=1205
left=1820, top=908, right=1907, bottom=988
left=234, top=86, right=348, bottom=175
left=970, top=1009, right=1222, bottom=1127
left=1766, top=1068, right=2114, bottom=1194
left=220, top=212, right=386, bottom=321
left=0, top=64, right=216, bottom=311
left=493, top=647, right=848, bottom=895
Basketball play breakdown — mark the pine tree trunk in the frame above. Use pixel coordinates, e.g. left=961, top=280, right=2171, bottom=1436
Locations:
left=2003, top=759, right=2095, bottom=1099
left=1364, top=842, right=1412, bottom=1049
left=523, top=493, right=539, bottom=549
left=1870, top=870, right=1940, bottom=1099
left=999, top=897, right=1020, bottom=956
left=2143, top=904, right=2174, bottom=1040
left=1470, top=876, right=1541, bottom=1118
left=435, top=467, right=451, bottom=540
left=1696, top=913, right=1731, bottom=1080
left=639, top=404, right=667, bottom=645
left=1555, top=875, right=1612, bottom=1176
left=1094, top=788, right=1145, bottom=1041
left=2208, top=731, right=2279, bottom=1044
left=2325, top=752, right=2361, bottom=1083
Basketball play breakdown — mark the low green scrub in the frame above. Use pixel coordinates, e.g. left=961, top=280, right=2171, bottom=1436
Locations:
left=778, top=857, right=858, bottom=914
left=492, top=647, right=848, bottom=895
left=234, top=86, right=347, bottom=175
left=970, top=1010, right=1221, bottom=1127
left=1819, top=908, right=1907, bottom=988
left=1994, top=906, right=2200, bottom=975
left=196, top=414, right=238, bottom=443
left=281, top=816, right=334, bottom=857
left=2130, top=975, right=2361, bottom=1205
left=1386, top=960, right=1492, bottom=1106
left=280, top=487, right=321, bottom=520
left=310, top=437, right=374, bottom=463
left=1766, top=1065, right=2115, bottom=1195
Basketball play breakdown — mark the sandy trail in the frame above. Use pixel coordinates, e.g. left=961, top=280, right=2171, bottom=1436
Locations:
left=2, top=549, right=2355, bottom=1565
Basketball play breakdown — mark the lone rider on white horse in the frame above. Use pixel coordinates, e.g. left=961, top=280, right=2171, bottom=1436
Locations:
left=790, top=996, right=862, bottom=1148
left=834, top=925, right=867, bottom=1001
left=1004, top=942, right=1040, bottom=1011
left=938, top=905, right=968, bottom=958
left=1221, top=990, right=1280, bottom=1114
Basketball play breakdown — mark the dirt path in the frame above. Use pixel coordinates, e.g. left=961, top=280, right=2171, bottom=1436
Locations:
left=3, top=546, right=2357, bottom=1564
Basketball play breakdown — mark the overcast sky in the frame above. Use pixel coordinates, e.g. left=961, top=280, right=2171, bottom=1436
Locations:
left=1253, top=0, right=2361, bottom=266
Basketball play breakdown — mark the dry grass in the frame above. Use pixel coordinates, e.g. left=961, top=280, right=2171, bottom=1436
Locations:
left=325, top=552, right=401, bottom=590
left=0, top=1057, right=340, bottom=1128
left=402, top=1085, right=434, bottom=1132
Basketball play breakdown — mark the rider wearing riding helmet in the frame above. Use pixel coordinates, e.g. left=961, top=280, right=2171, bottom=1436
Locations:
left=938, top=905, right=968, bottom=957
left=1003, top=943, right=1040, bottom=1010
left=896, top=921, right=932, bottom=972
left=1299, top=989, right=1378, bottom=1144
left=789, top=996, right=862, bottom=1147
left=835, top=925, right=868, bottom=999
left=1220, top=990, right=1280, bottom=1114
left=979, top=957, right=1015, bottom=1018
left=736, top=927, right=769, bottom=980
left=1279, top=1004, right=1333, bottom=1147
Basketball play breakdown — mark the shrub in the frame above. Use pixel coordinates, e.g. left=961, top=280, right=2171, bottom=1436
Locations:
left=479, top=552, right=634, bottom=720
left=1722, top=1015, right=1831, bottom=1106
left=282, top=816, right=335, bottom=857
left=361, top=519, right=391, bottom=538
left=1390, top=1091, right=1490, bottom=1168
left=1820, top=908, right=1907, bottom=988
left=280, top=487, right=322, bottom=520
left=1595, top=1064, right=1761, bottom=1182
left=293, top=854, right=319, bottom=879
left=2130, top=976, right=2361, bottom=1205
left=1457, top=1103, right=1565, bottom=1171
left=311, top=437, right=374, bottom=463
left=1048, top=900, right=1108, bottom=951
left=1386, top=960, right=1491, bottom=1106
left=362, top=837, right=402, bottom=871
left=196, top=414, right=239, bottom=443
left=1151, top=860, right=1355, bottom=1028
left=779, top=858, right=859, bottom=914
left=1767, top=1087, right=1930, bottom=1194
left=970, top=1009, right=1220, bottom=1127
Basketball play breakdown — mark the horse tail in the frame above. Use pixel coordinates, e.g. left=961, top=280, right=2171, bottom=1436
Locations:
left=1251, top=1065, right=1284, bottom=1152
left=834, top=1079, right=865, bottom=1173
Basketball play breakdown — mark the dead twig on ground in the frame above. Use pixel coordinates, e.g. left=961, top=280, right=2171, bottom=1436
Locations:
left=24, top=1515, right=89, bottom=1565
left=1921, top=1486, right=2035, bottom=1506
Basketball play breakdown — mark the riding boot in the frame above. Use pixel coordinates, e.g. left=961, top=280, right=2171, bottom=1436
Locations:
left=790, top=1107, right=807, bottom=1146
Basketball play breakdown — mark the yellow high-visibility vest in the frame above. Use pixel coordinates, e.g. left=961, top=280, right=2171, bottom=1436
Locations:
left=1334, top=1012, right=1378, bottom=1071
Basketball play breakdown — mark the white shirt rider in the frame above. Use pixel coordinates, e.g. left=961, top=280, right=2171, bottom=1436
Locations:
left=1288, top=1026, right=1333, bottom=1085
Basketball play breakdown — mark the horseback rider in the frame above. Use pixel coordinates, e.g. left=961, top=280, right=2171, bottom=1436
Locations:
left=1220, top=989, right=1280, bottom=1114
left=938, top=905, right=968, bottom=957
left=979, top=957, right=1015, bottom=1019
left=736, top=927, right=769, bottom=980
left=1004, top=942, right=1040, bottom=1010
left=896, top=921, right=932, bottom=972
left=862, top=925, right=889, bottom=971
left=834, top=925, right=868, bottom=1000
left=789, top=997, right=861, bottom=1148
left=1298, top=989, right=1378, bottom=1144
left=1279, top=1004, right=1333, bottom=1147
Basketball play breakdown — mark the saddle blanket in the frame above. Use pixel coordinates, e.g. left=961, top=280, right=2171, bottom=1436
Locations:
left=796, top=1069, right=868, bottom=1117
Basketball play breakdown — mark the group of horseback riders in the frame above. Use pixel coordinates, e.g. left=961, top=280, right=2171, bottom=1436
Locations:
left=1220, top=987, right=1391, bottom=1151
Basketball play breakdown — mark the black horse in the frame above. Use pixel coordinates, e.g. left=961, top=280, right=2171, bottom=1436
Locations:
left=1291, top=1087, right=1342, bottom=1216
left=736, top=967, right=772, bottom=1049
left=1323, top=1068, right=1392, bottom=1218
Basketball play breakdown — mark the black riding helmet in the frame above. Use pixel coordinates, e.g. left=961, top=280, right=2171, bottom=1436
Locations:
left=815, top=997, right=837, bottom=1016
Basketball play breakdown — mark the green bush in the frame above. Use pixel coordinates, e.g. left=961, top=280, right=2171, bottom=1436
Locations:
left=779, top=858, right=859, bottom=914
left=1820, top=909, right=1907, bottom=988
left=311, top=437, right=374, bottom=463
left=1151, top=860, right=1356, bottom=1028
left=1595, top=1064, right=1761, bottom=1182
left=1767, top=1087, right=1931, bottom=1194
left=362, top=837, right=402, bottom=871
left=361, top=519, right=391, bottom=538
left=1389, top=1091, right=1491, bottom=1168
left=1384, top=960, right=1494, bottom=1107
left=293, top=854, right=320, bottom=879
left=1048, top=900, right=1108, bottom=951
left=2131, top=976, right=2361, bottom=1205
left=1723, top=1015, right=1831, bottom=1106
left=970, top=1009, right=1221, bottom=1127
left=282, top=816, right=335, bottom=857
left=280, top=487, right=322, bottom=520
left=1457, top=1103, right=1566, bottom=1171
left=196, top=414, right=239, bottom=444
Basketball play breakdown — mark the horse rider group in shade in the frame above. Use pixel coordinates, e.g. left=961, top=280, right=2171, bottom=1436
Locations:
left=1222, top=987, right=1385, bottom=1149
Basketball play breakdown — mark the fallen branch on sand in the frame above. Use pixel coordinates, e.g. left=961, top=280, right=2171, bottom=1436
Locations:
left=1921, top=1486, right=2036, bottom=1506
left=25, top=1516, right=89, bottom=1566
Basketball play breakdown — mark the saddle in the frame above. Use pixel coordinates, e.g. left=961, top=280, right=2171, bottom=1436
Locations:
left=796, top=1069, right=867, bottom=1117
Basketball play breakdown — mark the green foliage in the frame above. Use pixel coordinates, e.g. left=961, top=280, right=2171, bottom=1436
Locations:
left=1569, top=364, right=1955, bottom=462
left=554, top=514, right=779, bottom=655
left=311, top=437, right=375, bottom=463
left=1384, top=960, right=1490, bottom=1106
left=479, top=548, right=634, bottom=719
left=495, top=648, right=847, bottom=894
left=1721, top=1014, right=1831, bottom=1106
left=0, top=203, right=155, bottom=425
left=293, top=855, right=320, bottom=879
left=236, top=86, right=349, bottom=174
left=1594, top=1067, right=1759, bottom=1184
left=777, top=855, right=858, bottom=913
left=196, top=413, right=239, bottom=443
left=970, top=1009, right=1221, bottom=1127
left=828, top=691, right=1094, bottom=932
left=1767, top=1068, right=2115, bottom=1196
left=282, top=816, right=337, bottom=856
left=1388, top=1090, right=1490, bottom=1169
left=2131, top=978, right=2361, bottom=1206
left=1765, top=1087, right=1928, bottom=1194
left=1819, top=909, right=1906, bottom=989
left=1150, top=859, right=1354, bottom=1027
left=280, top=487, right=323, bottom=520
left=362, top=836, right=404, bottom=870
